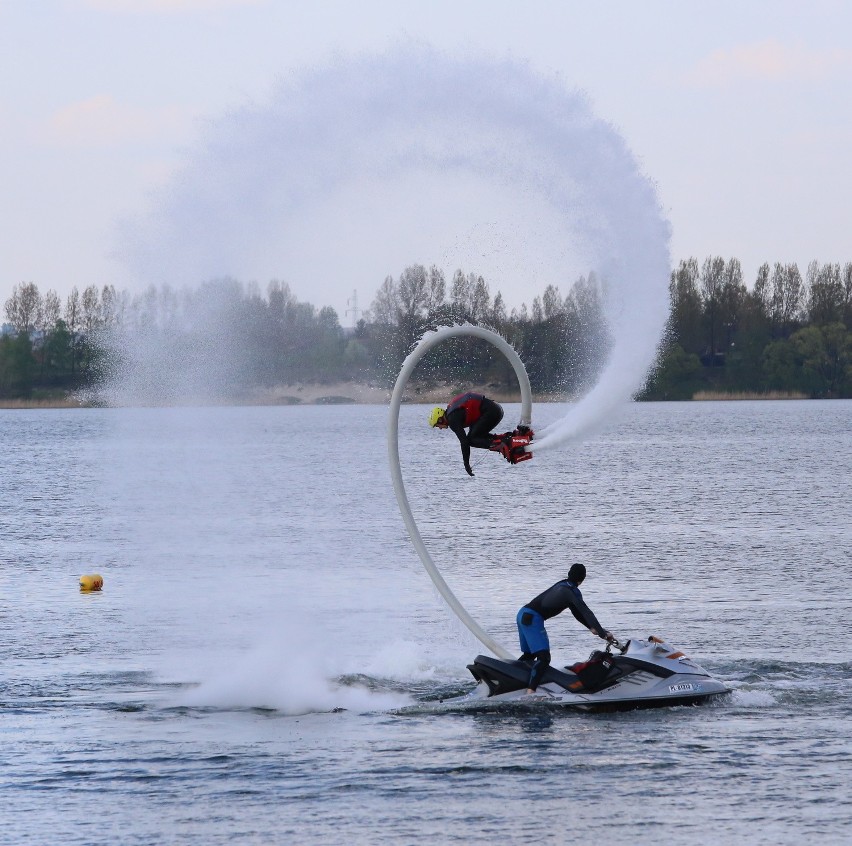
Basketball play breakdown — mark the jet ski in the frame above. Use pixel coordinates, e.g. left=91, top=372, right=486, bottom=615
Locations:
left=448, top=636, right=729, bottom=711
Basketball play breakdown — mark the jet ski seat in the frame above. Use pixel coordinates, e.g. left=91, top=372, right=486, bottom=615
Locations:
left=468, top=655, right=581, bottom=696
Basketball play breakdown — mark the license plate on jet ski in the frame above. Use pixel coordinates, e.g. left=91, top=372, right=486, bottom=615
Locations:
left=669, top=683, right=696, bottom=693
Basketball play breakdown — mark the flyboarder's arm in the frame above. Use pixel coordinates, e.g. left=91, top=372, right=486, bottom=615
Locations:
left=446, top=410, right=474, bottom=475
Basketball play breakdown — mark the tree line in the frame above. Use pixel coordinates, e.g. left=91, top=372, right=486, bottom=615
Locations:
left=2, top=258, right=851, bottom=401
left=1, top=269, right=608, bottom=400
left=1, top=282, right=113, bottom=398
left=649, top=258, right=852, bottom=399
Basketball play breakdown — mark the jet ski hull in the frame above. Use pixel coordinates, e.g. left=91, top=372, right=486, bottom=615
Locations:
left=452, top=637, right=729, bottom=712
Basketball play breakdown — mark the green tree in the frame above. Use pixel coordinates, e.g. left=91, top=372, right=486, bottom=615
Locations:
left=792, top=323, right=852, bottom=397
left=807, top=262, right=844, bottom=326
left=470, top=275, right=490, bottom=323
left=668, top=259, right=703, bottom=355
left=640, top=343, right=703, bottom=400
left=450, top=269, right=472, bottom=321
left=342, top=338, right=370, bottom=377
left=0, top=332, right=36, bottom=397
left=425, top=265, right=446, bottom=318
left=699, top=255, right=726, bottom=361
left=762, top=338, right=800, bottom=392
left=842, top=263, right=852, bottom=326
left=489, top=291, right=507, bottom=330
left=718, top=258, right=746, bottom=351
left=44, top=318, right=73, bottom=384
left=768, top=262, right=804, bottom=337
left=752, top=263, right=771, bottom=323
left=4, top=282, right=41, bottom=334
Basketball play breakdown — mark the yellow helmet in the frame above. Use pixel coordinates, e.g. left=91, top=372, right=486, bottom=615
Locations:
left=429, top=406, right=445, bottom=427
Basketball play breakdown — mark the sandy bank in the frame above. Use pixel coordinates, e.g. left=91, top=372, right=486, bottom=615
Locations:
left=246, top=382, right=569, bottom=405
left=0, top=397, right=86, bottom=409
left=0, top=382, right=575, bottom=409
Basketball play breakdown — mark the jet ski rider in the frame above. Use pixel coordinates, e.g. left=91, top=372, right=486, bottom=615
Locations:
left=518, top=563, right=616, bottom=694
left=429, top=392, right=504, bottom=476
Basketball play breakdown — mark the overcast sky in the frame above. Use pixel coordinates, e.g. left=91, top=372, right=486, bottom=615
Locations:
left=2, top=0, right=851, bottom=324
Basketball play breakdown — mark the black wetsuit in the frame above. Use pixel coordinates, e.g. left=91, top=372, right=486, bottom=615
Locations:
left=518, top=579, right=607, bottom=690
left=445, top=392, right=504, bottom=472
left=526, top=580, right=606, bottom=631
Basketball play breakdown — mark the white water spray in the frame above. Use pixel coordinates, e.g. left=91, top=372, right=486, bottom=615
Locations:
left=118, top=45, right=670, bottom=425
left=175, top=617, right=411, bottom=715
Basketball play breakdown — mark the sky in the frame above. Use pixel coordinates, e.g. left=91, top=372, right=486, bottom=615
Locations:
left=2, top=0, right=851, bottom=325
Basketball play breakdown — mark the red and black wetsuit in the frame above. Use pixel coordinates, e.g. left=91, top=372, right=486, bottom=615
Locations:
left=445, top=392, right=504, bottom=473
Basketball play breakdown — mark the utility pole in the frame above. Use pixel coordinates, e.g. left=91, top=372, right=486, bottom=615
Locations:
left=345, top=289, right=361, bottom=326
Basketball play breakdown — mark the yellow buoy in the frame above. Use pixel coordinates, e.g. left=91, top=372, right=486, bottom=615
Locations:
left=79, top=574, right=104, bottom=592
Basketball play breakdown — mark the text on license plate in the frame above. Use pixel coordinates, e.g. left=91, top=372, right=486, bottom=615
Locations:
left=669, top=683, right=695, bottom=693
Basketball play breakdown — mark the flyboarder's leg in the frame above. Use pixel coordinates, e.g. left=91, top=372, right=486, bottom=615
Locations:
left=468, top=402, right=504, bottom=449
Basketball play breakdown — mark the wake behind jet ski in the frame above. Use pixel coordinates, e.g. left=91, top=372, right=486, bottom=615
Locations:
left=457, top=636, right=730, bottom=711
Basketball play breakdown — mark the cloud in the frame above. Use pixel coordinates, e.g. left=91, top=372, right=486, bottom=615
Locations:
left=685, top=39, right=852, bottom=87
left=80, top=0, right=264, bottom=12
left=45, top=94, right=193, bottom=147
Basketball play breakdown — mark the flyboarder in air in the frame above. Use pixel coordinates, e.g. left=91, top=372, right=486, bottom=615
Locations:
left=429, top=391, right=533, bottom=475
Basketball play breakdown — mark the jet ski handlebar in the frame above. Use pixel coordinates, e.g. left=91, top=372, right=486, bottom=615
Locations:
left=604, top=638, right=629, bottom=654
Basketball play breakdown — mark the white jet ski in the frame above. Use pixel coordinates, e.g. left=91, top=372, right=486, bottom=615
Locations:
left=450, top=636, right=729, bottom=711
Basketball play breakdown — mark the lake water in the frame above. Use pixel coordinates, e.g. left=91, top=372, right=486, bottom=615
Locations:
left=2, top=400, right=850, bottom=845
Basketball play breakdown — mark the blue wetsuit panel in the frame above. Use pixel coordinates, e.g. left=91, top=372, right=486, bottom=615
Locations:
left=517, top=607, right=550, bottom=654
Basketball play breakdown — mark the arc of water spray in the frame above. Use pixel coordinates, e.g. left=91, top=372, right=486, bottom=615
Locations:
left=387, top=325, right=533, bottom=660
left=116, top=49, right=670, bottom=421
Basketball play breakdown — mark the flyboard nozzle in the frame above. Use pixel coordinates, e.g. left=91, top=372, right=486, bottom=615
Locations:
left=79, top=574, right=103, bottom=592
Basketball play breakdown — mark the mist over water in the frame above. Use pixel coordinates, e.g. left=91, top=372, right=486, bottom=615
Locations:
left=97, top=281, right=254, bottom=405
left=176, top=617, right=412, bottom=715
left=114, top=45, right=670, bottom=437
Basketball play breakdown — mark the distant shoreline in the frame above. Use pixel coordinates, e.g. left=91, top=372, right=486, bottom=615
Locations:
left=692, top=390, right=809, bottom=401
left=0, top=384, right=824, bottom=409
left=0, top=383, right=539, bottom=409
left=0, top=397, right=88, bottom=409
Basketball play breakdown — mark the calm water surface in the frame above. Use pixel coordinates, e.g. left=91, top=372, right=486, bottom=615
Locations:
left=1, top=400, right=850, bottom=845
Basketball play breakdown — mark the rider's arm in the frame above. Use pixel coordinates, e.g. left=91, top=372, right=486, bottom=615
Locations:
left=566, top=589, right=607, bottom=637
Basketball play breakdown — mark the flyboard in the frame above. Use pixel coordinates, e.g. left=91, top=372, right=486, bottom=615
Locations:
left=387, top=324, right=533, bottom=660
